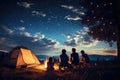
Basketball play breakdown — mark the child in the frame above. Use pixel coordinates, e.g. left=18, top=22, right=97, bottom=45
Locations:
left=47, top=57, right=54, bottom=71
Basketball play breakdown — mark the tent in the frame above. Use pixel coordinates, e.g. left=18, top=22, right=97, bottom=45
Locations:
left=4, top=46, right=40, bottom=68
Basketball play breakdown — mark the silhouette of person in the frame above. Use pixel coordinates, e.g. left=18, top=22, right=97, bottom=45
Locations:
left=59, top=49, right=69, bottom=70
left=70, top=48, right=79, bottom=67
left=47, top=57, right=54, bottom=71
left=80, top=50, right=90, bottom=67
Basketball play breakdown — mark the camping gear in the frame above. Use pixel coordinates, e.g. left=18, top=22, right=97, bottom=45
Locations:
left=4, top=46, right=40, bottom=68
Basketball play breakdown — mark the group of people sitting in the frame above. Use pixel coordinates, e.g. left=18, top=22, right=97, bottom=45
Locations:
left=47, top=48, right=90, bottom=71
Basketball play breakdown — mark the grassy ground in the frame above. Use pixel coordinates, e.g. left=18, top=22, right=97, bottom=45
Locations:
left=0, top=62, right=120, bottom=80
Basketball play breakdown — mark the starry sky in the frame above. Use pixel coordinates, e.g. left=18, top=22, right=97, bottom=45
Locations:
left=0, top=0, right=117, bottom=56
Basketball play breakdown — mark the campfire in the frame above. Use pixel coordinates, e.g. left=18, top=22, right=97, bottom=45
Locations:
left=44, top=58, right=48, bottom=68
left=34, top=58, right=59, bottom=71
left=44, top=58, right=59, bottom=70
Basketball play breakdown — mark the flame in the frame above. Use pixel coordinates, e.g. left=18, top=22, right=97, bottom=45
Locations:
left=34, top=59, right=59, bottom=71
left=33, top=58, right=49, bottom=71
left=54, top=63, right=59, bottom=70
left=44, top=59, right=48, bottom=68
left=44, top=58, right=59, bottom=70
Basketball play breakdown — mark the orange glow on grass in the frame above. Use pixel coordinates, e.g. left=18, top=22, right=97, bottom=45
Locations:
left=35, top=58, right=59, bottom=71
left=44, top=58, right=59, bottom=70
left=34, top=59, right=59, bottom=71
left=34, top=64, right=46, bottom=71
left=34, top=63, right=59, bottom=71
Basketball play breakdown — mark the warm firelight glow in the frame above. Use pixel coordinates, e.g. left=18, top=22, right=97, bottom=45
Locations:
left=34, top=64, right=46, bottom=71
left=44, top=59, right=48, bottom=68
left=34, top=59, right=59, bottom=71
left=54, top=63, right=59, bottom=70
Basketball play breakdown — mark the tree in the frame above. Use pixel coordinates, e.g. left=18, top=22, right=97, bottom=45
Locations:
left=80, top=0, right=120, bottom=61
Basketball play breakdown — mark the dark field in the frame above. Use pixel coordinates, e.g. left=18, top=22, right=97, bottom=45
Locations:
left=0, top=62, right=120, bottom=80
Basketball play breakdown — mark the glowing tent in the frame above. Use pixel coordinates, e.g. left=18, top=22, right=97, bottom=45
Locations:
left=4, top=46, right=40, bottom=68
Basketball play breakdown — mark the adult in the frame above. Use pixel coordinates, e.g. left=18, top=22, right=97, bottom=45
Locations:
left=80, top=50, right=90, bottom=67
left=70, top=48, right=79, bottom=66
left=59, top=49, right=69, bottom=70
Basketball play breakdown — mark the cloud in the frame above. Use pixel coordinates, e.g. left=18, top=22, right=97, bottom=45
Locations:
left=21, top=32, right=31, bottom=37
left=20, top=20, right=24, bottom=23
left=61, top=5, right=74, bottom=10
left=64, top=37, right=79, bottom=47
left=61, top=5, right=85, bottom=21
left=17, top=2, right=34, bottom=8
left=92, top=48, right=117, bottom=55
left=0, top=26, right=59, bottom=54
left=65, top=15, right=82, bottom=21
left=32, top=33, right=45, bottom=42
left=61, top=5, right=85, bottom=15
left=33, top=33, right=45, bottom=39
left=32, top=10, right=46, bottom=17
left=103, top=49, right=117, bottom=54
left=80, top=40, right=98, bottom=47
left=0, top=25, right=13, bottom=34
left=15, top=27, right=25, bottom=31
left=64, top=27, right=98, bottom=47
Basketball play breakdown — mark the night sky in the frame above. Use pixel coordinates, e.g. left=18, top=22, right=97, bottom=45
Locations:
left=0, top=0, right=117, bottom=56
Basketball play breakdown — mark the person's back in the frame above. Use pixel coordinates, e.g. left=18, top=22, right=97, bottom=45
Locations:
left=47, top=57, right=54, bottom=71
left=81, top=50, right=90, bottom=63
left=60, top=53, right=69, bottom=66
left=83, top=53, right=90, bottom=63
left=71, top=52, right=79, bottom=65
left=80, top=50, right=90, bottom=68
left=59, top=49, right=69, bottom=69
left=70, top=48, right=79, bottom=65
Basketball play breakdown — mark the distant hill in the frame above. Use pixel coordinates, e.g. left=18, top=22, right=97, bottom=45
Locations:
left=88, top=55, right=116, bottom=61
left=36, top=54, right=117, bottom=61
left=37, top=55, right=49, bottom=60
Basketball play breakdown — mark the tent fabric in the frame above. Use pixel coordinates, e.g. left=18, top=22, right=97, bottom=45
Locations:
left=21, top=48, right=36, bottom=64
left=16, top=50, right=26, bottom=67
left=4, top=47, right=40, bottom=68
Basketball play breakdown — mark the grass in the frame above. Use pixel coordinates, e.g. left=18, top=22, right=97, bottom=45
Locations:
left=0, top=62, right=120, bottom=80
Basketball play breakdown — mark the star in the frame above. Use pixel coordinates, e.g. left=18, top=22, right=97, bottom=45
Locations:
left=93, top=16, right=96, bottom=19
left=109, top=3, right=112, bottom=5
left=104, top=4, right=107, bottom=7
left=100, top=28, right=103, bottom=31
left=97, top=5, right=99, bottom=8
left=109, top=22, right=112, bottom=25
left=113, top=32, right=116, bottom=35
left=103, top=23, right=106, bottom=26
left=87, top=19, right=90, bottom=22
left=101, top=17, right=104, bottom=20
left=90, top=2, right=93, bottom=5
